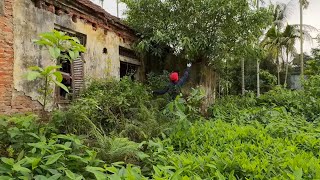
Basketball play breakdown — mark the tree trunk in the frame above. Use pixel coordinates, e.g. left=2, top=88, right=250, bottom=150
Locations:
left=300, top=2, right=304, bottom=77
left=284, top=51, right=289, bottom=87
left=277, top=51, right=280, bottom=85
left=241, top=58, right=245, bottom=96
left=256, top=0, right=260, bottom=97
left=199, top=61, right=217, bottom=115
left=257, top=59, right=260, bottom=97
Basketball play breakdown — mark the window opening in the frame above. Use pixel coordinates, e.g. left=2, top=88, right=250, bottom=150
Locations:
left=120, top=61, right=138, bottom=81
left=54, top=26, right=86, bottom=103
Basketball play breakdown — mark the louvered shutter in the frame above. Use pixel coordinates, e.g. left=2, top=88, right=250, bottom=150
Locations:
left=72, top=56, right=84, bottom=98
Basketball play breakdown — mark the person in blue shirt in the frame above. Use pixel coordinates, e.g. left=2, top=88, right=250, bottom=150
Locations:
left=152, top=63, right=192, bottom=100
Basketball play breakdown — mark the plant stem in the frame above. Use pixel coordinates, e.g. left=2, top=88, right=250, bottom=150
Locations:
left=43, top=76, right=48, bottom=113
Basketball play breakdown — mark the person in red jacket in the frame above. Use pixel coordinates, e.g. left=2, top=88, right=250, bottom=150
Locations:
left=152, top=63, right=192, bottom=100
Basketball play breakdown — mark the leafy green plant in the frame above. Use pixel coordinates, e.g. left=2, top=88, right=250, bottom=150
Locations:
left=52, top=77, right=169, bottom=142
left=259, top=69, right=277, bottom=92
left=25, top=30, right=86, bottom=113
left=141, top=118, right=320, bottom=179
left=25, top=66, right=69, bottom=112
left=0, top=134, right=104, bottom=179
left=33, top=30, right=86, bottom=62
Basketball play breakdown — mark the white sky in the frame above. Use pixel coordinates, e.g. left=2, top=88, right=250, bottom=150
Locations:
left=91, top=0, right=320, bottom=54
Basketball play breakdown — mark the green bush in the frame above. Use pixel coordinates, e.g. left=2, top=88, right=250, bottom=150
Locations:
left=53, top=77, right=168, bottom=142
left=211, top=85, right=320, bottom=123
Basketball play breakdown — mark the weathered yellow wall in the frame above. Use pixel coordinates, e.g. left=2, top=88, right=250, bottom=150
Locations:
left=12, top=0, right=135, bottom=109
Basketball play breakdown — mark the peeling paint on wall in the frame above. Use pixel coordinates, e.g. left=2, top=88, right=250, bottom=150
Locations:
left=11, top=0, right=140, bottom=110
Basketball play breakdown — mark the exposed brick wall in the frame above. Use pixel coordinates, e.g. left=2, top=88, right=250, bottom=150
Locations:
left=0, top=0, right=42, bottom=114
left=11, top=90, right=42, bottom=114
left=0, top=0, right=14, bottom=114
left=0, top=0, right=138, bottom=115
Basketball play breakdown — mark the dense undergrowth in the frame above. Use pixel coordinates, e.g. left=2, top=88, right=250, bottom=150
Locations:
left=2, top=76, right=320, bottom=179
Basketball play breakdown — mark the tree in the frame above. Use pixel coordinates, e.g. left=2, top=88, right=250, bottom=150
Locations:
left=262, top=2, right=315, bottom=86
left=281, top=23, right=315, bottom=86
left=262, top=25, right=284, bottom=85
left=305, top=39, right=320, bottom=75
left=122, top=0, right=272, bottom=100
left=282, top=25, right=297, bottom=87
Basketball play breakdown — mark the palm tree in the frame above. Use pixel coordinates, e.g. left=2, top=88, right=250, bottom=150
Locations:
left=262, top=2, right=316, bottom=86
left=261, top=3, right=291, bottom=85
left=299, top=0, right=309, bottom=77
left=262, top=25, right=284, bottom=85
left=282, top=25, right=298, bottom=87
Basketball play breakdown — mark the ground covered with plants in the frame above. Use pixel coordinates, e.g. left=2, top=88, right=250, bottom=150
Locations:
left=2, top=75, right=320, bottom=179
left=3, top=0, right=320, bottom=179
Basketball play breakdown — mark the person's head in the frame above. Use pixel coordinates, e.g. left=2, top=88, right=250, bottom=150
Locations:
left=170, top=72, right=179, bottom=83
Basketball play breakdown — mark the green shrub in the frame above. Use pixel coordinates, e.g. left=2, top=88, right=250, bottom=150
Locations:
left=0, top=114, right=48, bottom=157
left=53, top=77, right=168, bottom=142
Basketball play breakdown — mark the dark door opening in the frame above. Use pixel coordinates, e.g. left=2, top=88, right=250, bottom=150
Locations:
left=58, top=57, right=72, bottom=101
left=120, top=61, right=138, bottom=81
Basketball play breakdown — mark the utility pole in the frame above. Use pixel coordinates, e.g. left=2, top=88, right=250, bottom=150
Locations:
left=100, top=0, right=104, bottom=8
left=300, top=1, right=304, bottom=78
left=256, top=0, right=260, bottom=97
left=116, top=0, right=119, bottom=17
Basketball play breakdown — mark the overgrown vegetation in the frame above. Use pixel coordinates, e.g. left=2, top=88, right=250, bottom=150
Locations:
left=4, top=0, right=320, bottom=179
left=2, top=73, right=320, bottom=179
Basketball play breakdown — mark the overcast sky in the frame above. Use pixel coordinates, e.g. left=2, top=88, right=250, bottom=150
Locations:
left=92, top=0, right=319, bottom=53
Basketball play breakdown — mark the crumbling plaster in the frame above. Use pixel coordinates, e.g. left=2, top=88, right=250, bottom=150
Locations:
left=12, top=0, right=134, bottom=108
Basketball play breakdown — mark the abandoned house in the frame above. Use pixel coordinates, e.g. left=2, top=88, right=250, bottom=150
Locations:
left=0, top=0, right=143, bottom=114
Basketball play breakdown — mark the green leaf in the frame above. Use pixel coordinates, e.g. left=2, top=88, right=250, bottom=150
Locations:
left=28, top=66, right=43, bottom=72
left=1, top=158, right=14, bottom=166
left=49, top=47, right=61, bottom=60
left=53, top=80, right=69, bottom=93
left=293, top=168, right=303, bottom=180
left=48, top=174, right=62, bottom=180
left=136, top=152, right=150, bottom=160
left=215, top=171, right=226, bottom=180
left=12, top=164, right=31, bottom=173
left=0, top=176, right=13, bottom=180
left=25, top=71, right=41, bottom=81
left=34, top=175, right=48, bottom=180
left=45, top=153, right=63, bottom=165
left=53, top=71, right=63, bottom=82
left=109, top=174, right=121, bottom=180
left=86, top=166, right=106, bottom=180
left=25, top=157, right=41, bottom=170
left=65, top=170, right=76, bottom=179
left=69, top=51, right=75, bottom=60
left=71, top=37, right=81, bottom=44
left=104, top=166, right=118, bottom=174
left=17, top=150, right=25, bottom=161
left=27, top=133, right=40, bottom=140
left=43, top=65, right=61, bottom=75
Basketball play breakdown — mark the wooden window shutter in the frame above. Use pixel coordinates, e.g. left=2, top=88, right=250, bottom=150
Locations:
left=72, top=55, right=84, bottom=98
